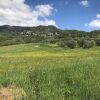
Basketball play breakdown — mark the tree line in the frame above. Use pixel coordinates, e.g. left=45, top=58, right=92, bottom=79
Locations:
left=0, top=25, right=99, bottom=49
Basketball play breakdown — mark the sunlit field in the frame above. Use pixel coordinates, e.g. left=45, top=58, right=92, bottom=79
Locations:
left=0, top=43, right=100, bottom=100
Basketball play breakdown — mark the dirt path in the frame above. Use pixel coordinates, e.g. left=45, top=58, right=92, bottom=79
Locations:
left=0, top=86, right=26, bottom=100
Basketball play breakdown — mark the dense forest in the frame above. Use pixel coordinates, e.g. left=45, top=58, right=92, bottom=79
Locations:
left=0, top=25, right=100, bottom=48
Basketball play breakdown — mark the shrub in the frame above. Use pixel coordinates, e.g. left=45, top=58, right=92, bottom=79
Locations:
left=66, top=39, right=77, bottom=49
left=83, top=40, right=95, bottom=49
left=96, top=39, right=100, bottom=46
left=49, top=39, right=58, bottom=44
left=58, top=41, right=66, bottom=48
left=77, top=37, right=85, bottom=47
left=0, top=40, right=16, bottom=46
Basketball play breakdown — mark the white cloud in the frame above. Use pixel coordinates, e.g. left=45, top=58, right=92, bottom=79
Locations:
left=80, top=0, right=89, bottom=7
left=86, top=14, right=100, bottom=28
left=86, top=20, right=100, bottom=28
left=97, top=14, right=100, bottom=19
left=0, top=0, right=56, bottom=26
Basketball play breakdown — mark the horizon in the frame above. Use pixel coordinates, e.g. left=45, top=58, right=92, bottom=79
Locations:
left=0, top=0, right=100, bottom=31
left=0, top=24, right=100, bottom=32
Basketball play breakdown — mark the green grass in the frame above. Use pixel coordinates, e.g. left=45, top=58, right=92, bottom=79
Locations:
left=0, top=43, right=100, bottom=100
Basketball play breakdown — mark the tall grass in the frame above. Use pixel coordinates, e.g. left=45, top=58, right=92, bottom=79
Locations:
left=23, top=59, right=100, bottom=100
left=0, top=43, right=100, bottom=99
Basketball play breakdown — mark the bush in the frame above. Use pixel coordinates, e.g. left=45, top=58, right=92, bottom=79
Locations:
left=77, top=37, right=85, bottom=47
left=83, top=40, right=95, bottom=49
left=96, top=39, right=100, bottom=46
left=58, top=41, right=66, bottom=48
left=66, top=40, right=77, bottom=49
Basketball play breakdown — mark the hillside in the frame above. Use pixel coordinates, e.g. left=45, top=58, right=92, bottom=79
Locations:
left=0, top=25, right=100, bottom=46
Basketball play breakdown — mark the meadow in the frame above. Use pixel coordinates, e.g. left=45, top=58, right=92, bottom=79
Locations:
left=0, top=43, right=100, bottom=100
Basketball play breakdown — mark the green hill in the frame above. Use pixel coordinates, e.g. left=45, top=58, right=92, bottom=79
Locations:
left=0, top=25, right=99, bottom=46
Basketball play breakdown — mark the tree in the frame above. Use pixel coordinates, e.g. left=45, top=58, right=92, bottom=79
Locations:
left=83, top=40, right=95, bottom=49
left=66, top=39, right=77, bottom=49
left=77, top=37, right=85, bottom=47
left=96, top=39, right=100, bottom=46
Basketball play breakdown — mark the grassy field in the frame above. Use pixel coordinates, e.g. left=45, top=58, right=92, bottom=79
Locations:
left=0, top=43, right=100, bottom=100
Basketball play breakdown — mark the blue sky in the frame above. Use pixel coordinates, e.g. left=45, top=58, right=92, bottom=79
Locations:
left=0, top=0, right=100, bottom=31
left=25, top=0, right=100, bottom=31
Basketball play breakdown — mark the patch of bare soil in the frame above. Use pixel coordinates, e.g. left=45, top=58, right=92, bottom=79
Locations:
left=0, top=85, right=26, bottom=100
